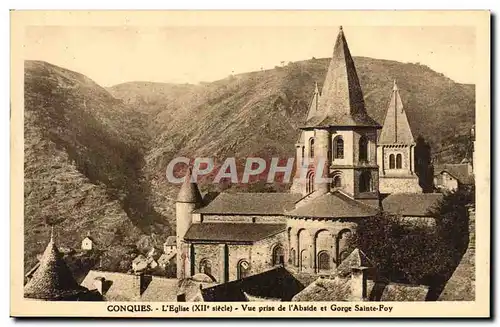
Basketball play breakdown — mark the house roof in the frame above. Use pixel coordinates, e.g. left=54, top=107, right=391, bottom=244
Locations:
left=24, top=233, right=87, bottom=300
left=434, top=164, right=474, bottom=185
left=80, top=270, right=179, bottom=301
left=378, top=81, right=415, bottom=144
left=336, top=248, right=374, bottom=277
left=292, top=277, right=353, bottom=301
left=201, top=267, right=304, bottom=301
left=291, top=277, right=429, bottom=302
left=195, top=192, right=301, bottom=215
left=302, top=27, right=380, bottom=129
left=184, top=223, right=286, bottom=243
left=177, top=167, right=203, bottom=203
left=164, top=236, right=176, bottom=246
left=285, top=191, right=379, bottom=218
left=382, top=193, right=443, bottom=217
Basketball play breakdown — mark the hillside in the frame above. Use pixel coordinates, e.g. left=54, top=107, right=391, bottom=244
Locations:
left=24, top=61, right=171, bottom=273
left=108, top=56, right=475, bottom=223
left=24, top=57, right=475, bottom=273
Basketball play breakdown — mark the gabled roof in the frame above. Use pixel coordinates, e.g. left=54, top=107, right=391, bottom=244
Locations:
left=303, top=27, right=380, bottom=129
left=195, top=192, right=301, bottom=215
left=285, top=191, right=379, bottom=218
left=382, top=193, right=443, bottom=217
left=164, top=236, right=176, bottom=246
left=378, top=81, right=415, bottom=144
left=184, top=223, right=286, bottom=243
left=434, top=164, right=474, bottom=185
left=177, top=167, right=203, bottom=204
left=24, top=233, right=87, bottom=300
left=336, top=248, right=374, bottom=276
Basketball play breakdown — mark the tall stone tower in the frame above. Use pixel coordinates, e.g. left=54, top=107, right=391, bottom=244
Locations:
left=377, top=80, right=421, bottom=194
left=176, top=167, right=202, bottom=279
left=291, top=26, right=381, bottom=205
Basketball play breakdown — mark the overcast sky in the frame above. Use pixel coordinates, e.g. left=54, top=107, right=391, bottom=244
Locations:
left=24, top=25, right=476, bottom=86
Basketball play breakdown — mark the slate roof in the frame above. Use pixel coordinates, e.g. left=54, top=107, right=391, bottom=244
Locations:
left=336, top=248, right=374, bottom=277
left=184, top=223, right=286, bottom=243
left=297, top=82, right=321, bottom=144
left=302, top=27, right=380, bottom=129
left=24, top=234, right=87, bottom=300
left=200, top=267, right=304, bottom=301
left=378, top=81, right=415, bottom=144
left=177, top=167, right=203, bottom=203
left=195, top=192, right=301, bottom=215
left=164, top=236, right=176, bottom=246
left=285, top=191, right=379, bottom=218
left=292, top=277, right=429, bottom=302
left=382, top=193, right=443, bottom=217
left=434, top=164, right=474, bottom=185
left=80, top=270, right=179, bottom=301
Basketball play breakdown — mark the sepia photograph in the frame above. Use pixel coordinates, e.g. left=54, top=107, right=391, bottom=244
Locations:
left=10, top=10, right=490, bottom=318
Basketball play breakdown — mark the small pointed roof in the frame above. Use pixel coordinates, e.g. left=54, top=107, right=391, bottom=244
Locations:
left=24, top=229, right=86, bottom=300
left=176, top=167, right=203, bottom=204
left=336, top=248, right=374, bottom=277
left=378, top=80, right=415, bottom=144
left=297, top=82, right=321, bottom=143
left=303, top=26, right=380, bottom=129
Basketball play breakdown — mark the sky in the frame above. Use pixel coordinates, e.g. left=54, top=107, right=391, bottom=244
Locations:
left=23, top=25, right=476, bottom=87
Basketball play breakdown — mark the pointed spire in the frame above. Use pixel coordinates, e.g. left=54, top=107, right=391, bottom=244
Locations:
left=378, top=81, right=415, bottom=144
left=303, top=26, right=380, bottom=129
left=24, top=231, right=85, bottom=300
left=297, top=82, right=322, bottom=143
left=176, top=166, right=203, bottom=204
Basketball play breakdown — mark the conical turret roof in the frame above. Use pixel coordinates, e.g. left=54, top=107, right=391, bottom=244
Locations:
left=24, top=229, right=86, bottom=300
left=378, top=80, right=415, bottom=144
left=176, top=167, right=203, bottom=204
left=304, top=27, right=380, bottom=129
left=297, top=82, right=321, bottom=143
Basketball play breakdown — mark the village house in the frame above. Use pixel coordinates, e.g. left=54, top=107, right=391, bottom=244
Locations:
left=163, top=236, right=177, bottom=255
left=434, top=162, right=474, bottom=193
left=81, top=234, right=95, bottom=251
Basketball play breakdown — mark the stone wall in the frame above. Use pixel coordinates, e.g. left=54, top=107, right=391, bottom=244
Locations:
left=379, top=176, right=422, bottom=194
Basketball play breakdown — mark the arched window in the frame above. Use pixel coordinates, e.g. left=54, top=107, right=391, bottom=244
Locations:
left=272, top=244, right=285, bottom=266
left=237, top=260, right=250, bottom=280
left=359, top=136, right=368, bottom=162
left=290, top=248, right=296, bottom=266
left=306, top=171, right=315, bottom=194
left=309, top=138, right=315, bottom=158
left=333, top=136, right=344, bottom=159
left=359, top=171, right=372, bottom=193
left=318, top=251, right=330, bottom=271
left=389, top=154, right=395, bottom=169
left=396, top=154, right=403, bottom=169
left=199, top=259, right=212, bottom=277
left=301, top=146, right=305, bottom=159
left=332, top=175, right=342, bottom=188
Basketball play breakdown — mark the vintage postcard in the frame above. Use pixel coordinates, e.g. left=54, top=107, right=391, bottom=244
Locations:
left=10, top=10, right=490, bottom=318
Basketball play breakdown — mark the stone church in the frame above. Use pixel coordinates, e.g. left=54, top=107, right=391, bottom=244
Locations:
left=175, top=26, right=444, bottom=284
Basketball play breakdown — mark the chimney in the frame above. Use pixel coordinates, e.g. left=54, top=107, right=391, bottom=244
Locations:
left=350, top=268, right=368, bottom=301
left=133, top=272, right=148, bottom=298
left=93, top=277, right=105, bottom=294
